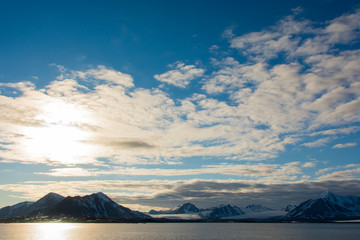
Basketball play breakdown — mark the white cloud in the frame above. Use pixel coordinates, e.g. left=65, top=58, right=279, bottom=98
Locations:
left=228, top=9, right=360, bottom=60
left=317, top=168, right=360, bottom=180
left=302, top=137, right=334, bottom=148
left=324, top=9, right=360, bottom=44
left=77, top=65, right=134, bottom=87
left=222, top=26, right=235, bottom=39
left=154, top=62, right=205, bottom=88
left=35, top=168, right=97, bottom=177
left=209, top=45, right=220, bottom=53
left=316, top=167, right=334, bottom=176
left=35, top=162, right=302, bottom=181
left=202, top=57, right=269, bottom=94
left=309, top=126, right=360, bottom=136
left=229, top=16, right=312, bottom=60
left=303, top=162, right=316, bottom=168
left=203, top=8, right=360, bottom=155
left=332, top=142, right=357, bottom=149
left=291, top=6, right=304, bottom=15
left=0, top=9, right=360, bottom=179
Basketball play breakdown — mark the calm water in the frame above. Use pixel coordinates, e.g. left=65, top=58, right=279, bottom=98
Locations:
left=0, top=222, right=359, bottom=240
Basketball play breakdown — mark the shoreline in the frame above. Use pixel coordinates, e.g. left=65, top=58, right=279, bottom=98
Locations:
left=1, top=217, right=360, bottom=224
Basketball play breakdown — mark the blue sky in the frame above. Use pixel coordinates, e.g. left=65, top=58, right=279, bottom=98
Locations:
left=1, top=0, right=360, bottom=211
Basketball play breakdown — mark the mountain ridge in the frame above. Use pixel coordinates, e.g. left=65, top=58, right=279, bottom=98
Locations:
left=285, top=191, right=360, bottom=220
left=2, top=191, right=360, bottom=221
left=0, top=192, right=150, bottom=220
left=148, top=192, right=360, bottom=221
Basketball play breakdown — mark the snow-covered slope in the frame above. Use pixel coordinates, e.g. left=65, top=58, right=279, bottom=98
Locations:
left=150, top=202, right=279, bottom=220
left=282, top=205, right=297, bottom=212
left=171, top=203, right=201, bottom=214
left=26, top=192, right=65, bottom=216
left=4, top=191, right=360, bottom=221
left=243, top=204, right=272, bottom=213
left=0, top=192, right=151, bottom=220
left=206, top=204, right=245, bottom=219
left=149, top=203, right=200, bottom=214
left=0, top=201, right=34, bottom=219
left=50, top=192, right=150, bottom=219
left=286, top=191, right=360, bottom=220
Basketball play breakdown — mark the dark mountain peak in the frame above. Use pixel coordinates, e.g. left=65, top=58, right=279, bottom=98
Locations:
left=93, top=192, right=112, bottom=202
left=50, top=192, right=150, bottom=219
left=0, top=192, right=151, bottom=220
left=245, top=204, right=272, bottom=212
left=95, top=192, right=106, bottom=196
left=174, top=203, right=200, bottom=213
left=181, top=202, right=195, bottom=207
left=282, top=204, right=297, bottom=212
left=286, top=192, right=360, bottom=220
left=17, top=192, right=65, bottom=217
left=148, top=209, right=160, bottom=214
left=0, top=201, right=35, bottom=219
left=40, top=192, right=65, bottom=202
left=31, top=192, right=64, bottom=208
left=149, top=203, right=201, bottom=215
left=318, top=191, right=338, bottom=200
left=207, top=204, right=244, bottom=219
left=168, top=203, right=200, bottom=214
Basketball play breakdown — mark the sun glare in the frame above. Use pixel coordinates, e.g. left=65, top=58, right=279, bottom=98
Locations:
left=41, top=101, right=86, bottom=125
left=21, top=100, right=97, bottom=164
left=35, top=223, right=78, bottom=240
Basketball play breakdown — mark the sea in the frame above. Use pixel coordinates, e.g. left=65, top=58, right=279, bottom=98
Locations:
left=0, top=222, right=360, bottom=240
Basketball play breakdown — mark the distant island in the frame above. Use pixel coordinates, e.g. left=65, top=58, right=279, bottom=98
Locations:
left=1, top=191, right=360, bottom=223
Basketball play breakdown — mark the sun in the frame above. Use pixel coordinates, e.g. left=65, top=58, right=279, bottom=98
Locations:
left=21, top=100, right=97, bottom=164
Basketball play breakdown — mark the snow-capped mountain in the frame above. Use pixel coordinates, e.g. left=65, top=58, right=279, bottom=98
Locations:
left=0, top=192, right=64, bottom=219
left=0, top=201, right=34, bottom=219
left=171, top=203, right=201, bottom=214
left=243, top=204, right=272, bottom=213
left=285, top=191, right=360, bottom=220
left=3, top=191, right=360, bottom=221
left=50, top=192, right=150, bottom=219
left=26, top=192, right=65, bottom=216
left=0, top=192, right=150, bottom=220
left=205, top=204, right=245, bottom=219
left=149, top=203, right=200, bottom=215
left=149, top=202, right=277, bottom=220
left=282, top=204, right=297, bottom=212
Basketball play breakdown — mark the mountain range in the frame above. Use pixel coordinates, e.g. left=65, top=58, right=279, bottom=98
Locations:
left=149, top=202, right=278, bottom=220
left=0, top=192, right=150, bottom=220
left=285, top=191, right=360, bottom=220
left=149, top=202, right=201, bottom=215
left=149, top=192, right=360, bottom=221
left=1, top=191, right=360, bottom=221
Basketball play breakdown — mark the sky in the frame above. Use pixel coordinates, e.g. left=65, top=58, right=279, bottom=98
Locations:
left=0, top=0, right=360, bottom=211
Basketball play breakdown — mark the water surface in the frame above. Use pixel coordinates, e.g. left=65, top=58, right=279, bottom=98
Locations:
left=0, top=222, right=359, bottom=240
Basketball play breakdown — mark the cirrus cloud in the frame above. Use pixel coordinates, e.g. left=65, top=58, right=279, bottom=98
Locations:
left=332, top=142, right=357, bottom=149
left=0, top=8, right=359, bottom=185
left=154, top=62, right=205, bottom=88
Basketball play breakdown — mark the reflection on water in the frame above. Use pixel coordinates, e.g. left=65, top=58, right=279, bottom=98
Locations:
left=35, top=223, right=78, bottom=240
left=0, top=222, right=360, bottom=240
